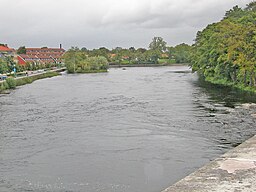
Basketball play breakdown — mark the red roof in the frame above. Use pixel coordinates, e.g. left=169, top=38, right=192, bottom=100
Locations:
left=19, top=54, right=31, bottom=59
left=18, top=47, right=65, bottom=64
left=0, top=45, right=13, bottom=52
left=17, top=55, right=26, bottom=65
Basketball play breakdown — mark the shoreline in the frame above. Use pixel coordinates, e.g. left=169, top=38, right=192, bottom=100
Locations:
left=109, top=63, right=188, bottom=68
left=0, top=68, right=65, bottom=94
left=200, top=75, right=256, bottom=94
left=0, top=65, right=186, bottom=94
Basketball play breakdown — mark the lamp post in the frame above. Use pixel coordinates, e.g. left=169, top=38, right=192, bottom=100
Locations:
left=13, top=64, right=16, bottom=77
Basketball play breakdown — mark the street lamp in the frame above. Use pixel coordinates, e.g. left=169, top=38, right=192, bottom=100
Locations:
left=13, top=64, right=16, bottom=77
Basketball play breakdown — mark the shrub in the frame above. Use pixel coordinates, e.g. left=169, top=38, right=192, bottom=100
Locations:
left=6, top=78, right=16, bottom=89
left=0, top=82, right=8, bottom=91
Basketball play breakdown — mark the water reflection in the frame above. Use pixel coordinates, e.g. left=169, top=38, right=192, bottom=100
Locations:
left=193, top=76, right=256, bottom=149
left=195, top=77, right=256, bottom=107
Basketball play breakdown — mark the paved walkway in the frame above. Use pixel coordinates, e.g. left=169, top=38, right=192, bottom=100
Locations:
left=15, top=67, right=66, bottom=80
left=0, top=67, right=66, bottom=83
left=162, top=135, right=256, bottom=192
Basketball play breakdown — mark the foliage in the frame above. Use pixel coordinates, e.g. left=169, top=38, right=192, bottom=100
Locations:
left=158, top=58, right=176, bottom=64
left=0, top=58, right=9, bottom=74
left=0, top=55, right=56, bottom=74
left=0, top=71, right=59, bottom=93
left=15, top=72, right=59, bottom=86
left=5, top=78, right=16, bottom=89
left=167, top=43, right=192, bottom=63
left=17, top=46, right=26, bottom=54
left=149, top=37, right=167, bottom=52
left=190, top=2, right=256, bottom=90
left=0, top=78, right=16, bottom=91
left=147, top=37, right=168, bottom=63
left=0, top=56, right=17, bottom=74
left=0, top=81, right=9, bottom=91
left=71, top=37, right=191, bottom=65
left=63, top=47, right=109, bottom=73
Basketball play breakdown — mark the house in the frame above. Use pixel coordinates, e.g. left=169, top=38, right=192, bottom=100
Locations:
left=0, top=45, right=15, bottom=56
left=18, top=45, right=65, bottom=65
left=17, top=54, right=27, bottom=65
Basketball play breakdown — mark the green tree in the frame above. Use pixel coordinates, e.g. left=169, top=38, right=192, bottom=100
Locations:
left=190, top=2, right=256, bottom=89
left=245, top=1, right=256, bottom=11
left=148, top=37, right=167, bottom=63
left=149, top=37, right=167, bottom=52
left=0, top=58, right=9, bottom=74
left=129, top=47, right=136, bottom=52
left=17, top=46, right=26, bottom=54
left=63, top=48, right=109, bottom=73
left=168, top=43, right=192, bottom=63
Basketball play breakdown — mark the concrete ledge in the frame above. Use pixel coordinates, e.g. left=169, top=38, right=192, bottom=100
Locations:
left=162, top=135, right=256, bottom=192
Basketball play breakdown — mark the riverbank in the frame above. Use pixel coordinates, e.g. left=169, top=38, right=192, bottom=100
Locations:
left=109, top=63, right=187, bottom=68
left=0, top=68, right=65, bottom=94
left=202, top=76, right=256, bottom=94
left=71, top=69, right=108, bottom=73
left=162, top=103, right=256, bottom=192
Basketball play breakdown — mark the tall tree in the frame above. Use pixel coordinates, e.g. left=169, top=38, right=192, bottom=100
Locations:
left=245, top=1, right=256, bottom=11
left=149, top=37, right=167, bottom=52
left=17, top=46, right=26, bottom=54
left=148, top=37, right=167, bottom=63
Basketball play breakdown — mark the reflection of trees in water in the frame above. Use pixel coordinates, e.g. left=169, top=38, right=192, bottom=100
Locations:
left=192, top=77, right=256, bottom=150
left=195, top=77, right=256, bottom=107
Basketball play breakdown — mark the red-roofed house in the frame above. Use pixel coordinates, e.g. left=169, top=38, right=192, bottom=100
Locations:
left=17, top=55, right=26, bottom=65
left=18, top=45, right=65, bottom=65
left=0, top=45, right=15, bottom=57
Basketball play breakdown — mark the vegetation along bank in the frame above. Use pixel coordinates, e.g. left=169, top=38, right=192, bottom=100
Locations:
left=0, top=71, right=60, bottom=94
left=62, top=37, right=192, bottom=72
left=63, top=47, right=109, bottom=73
left=190, top=2, right=256, bottom=92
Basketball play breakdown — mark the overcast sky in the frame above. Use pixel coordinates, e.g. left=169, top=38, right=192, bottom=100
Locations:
left=0, top=0, right=252, bottom=49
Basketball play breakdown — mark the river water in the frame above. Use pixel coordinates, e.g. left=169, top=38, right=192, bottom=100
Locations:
left=0, top=66, right=256, bottom=192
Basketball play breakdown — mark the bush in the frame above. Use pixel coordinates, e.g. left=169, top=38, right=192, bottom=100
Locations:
left=0, top=72, right=60, bottom=93
left=15, top=77, right=33, bottom=86
left=0, top=82, right=8, bottom=91
left=63, top=48, right=109, bottom=73
left=6, top=78, right=16, bottom=89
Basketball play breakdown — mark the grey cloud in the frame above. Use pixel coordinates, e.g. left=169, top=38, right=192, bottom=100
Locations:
left=0, top=0, right=252, bottom=49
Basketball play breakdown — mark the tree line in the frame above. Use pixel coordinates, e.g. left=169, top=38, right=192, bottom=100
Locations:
left=190, top=1, right=256, bottom=90
left=63, top=47, right=109, bottom=73
left=79, top=37, right=191, bottom=65
left=0, top=38, right=191, bottom=74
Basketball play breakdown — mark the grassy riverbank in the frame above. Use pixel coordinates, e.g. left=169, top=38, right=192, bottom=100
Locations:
left=205, top=76, right=256, bottom=93
left=0, top=71, right=60, bottom=93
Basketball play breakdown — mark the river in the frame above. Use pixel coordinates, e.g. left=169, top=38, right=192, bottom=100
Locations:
left=0, top=66, right=256, bottom=192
